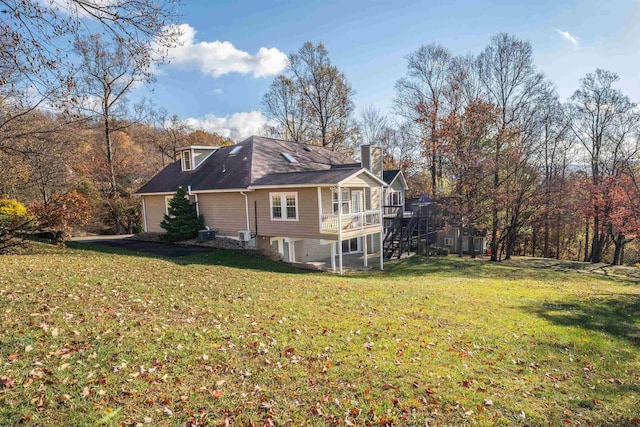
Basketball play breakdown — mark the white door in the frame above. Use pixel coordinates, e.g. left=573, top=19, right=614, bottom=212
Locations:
left=282, top=240, right=290, bottom=261
left=352, top=190, right=363, bottom=227
left=352, top=190, right=363, bottom=213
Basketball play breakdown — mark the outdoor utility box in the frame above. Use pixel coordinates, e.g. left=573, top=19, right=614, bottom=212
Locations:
left=197, top=229, right=216, bottom=241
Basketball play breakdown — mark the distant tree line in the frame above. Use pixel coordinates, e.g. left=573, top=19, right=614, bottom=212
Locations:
left=379, top=34, right=640, bottom=265
left=1, top=1, right=639, bottom=266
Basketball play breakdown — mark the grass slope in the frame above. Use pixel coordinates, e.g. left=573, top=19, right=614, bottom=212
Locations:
left=0, top=244, right=639, bottom=426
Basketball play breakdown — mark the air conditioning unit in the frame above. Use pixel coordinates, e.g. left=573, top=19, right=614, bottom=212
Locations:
left=238, top=230, right=251, bottom=241
left=197, top=229, right=216, bottom=241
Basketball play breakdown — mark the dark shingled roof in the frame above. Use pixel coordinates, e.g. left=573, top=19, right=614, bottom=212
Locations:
left=251, top=168, right=361, bottom=186
left=383, top=170, right=401, bottom=185
left=135, top=136, right=358, bottom=194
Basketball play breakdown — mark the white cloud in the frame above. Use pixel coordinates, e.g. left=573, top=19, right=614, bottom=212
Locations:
left=185, top=111, right=274, bottom=142
left=556, top=29, right=579, bottom=46
left=165, top=24, right=287, bottom=78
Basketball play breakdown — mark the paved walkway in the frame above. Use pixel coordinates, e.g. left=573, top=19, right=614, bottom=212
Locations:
left=71, top=236, right=214, bottom=258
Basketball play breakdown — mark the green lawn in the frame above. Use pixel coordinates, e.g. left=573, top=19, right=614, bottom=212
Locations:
left=1, top=244, right=639, bottom=426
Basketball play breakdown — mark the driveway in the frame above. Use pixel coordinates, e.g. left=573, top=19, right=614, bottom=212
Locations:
left=72, top=236, right=214, bottom=258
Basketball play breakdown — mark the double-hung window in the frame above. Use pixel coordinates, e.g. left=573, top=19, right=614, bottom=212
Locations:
left=389, top=191, right=401, bottom=206
left=331, top=188, right=351, bottom=214
left=182, top=150, right=192, bottom=171
left=270, top=192, right=298, bottom=221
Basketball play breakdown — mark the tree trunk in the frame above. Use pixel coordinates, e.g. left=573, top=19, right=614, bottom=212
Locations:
left=490, top=133, right=500, bottom=262
left=457, top=226, right=464, bottom=257
left=468, top=224, right=476, bottom=259
left=430, top=158, right=437, bottom=200
left=505, top=229, right=516, bottom=260
left=531, top=227, right=537, bottom=257
left=543, top=197, right=550, bottom=258
left=104, top=113, right=123, bottom=235
left=490, top=208, right=498, bottom=261
left=611, top=234, right=624, bottom=266
left=583, top=219, right=590, bottom=262
left=499, top=239, right=506, bottom=261
left=590, top=216, right=601, bottom=263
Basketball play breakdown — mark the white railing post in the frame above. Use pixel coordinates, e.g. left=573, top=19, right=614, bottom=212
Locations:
left=320, top=209, right=382, bottom=234
left=338, top=186, right=343, bottom=275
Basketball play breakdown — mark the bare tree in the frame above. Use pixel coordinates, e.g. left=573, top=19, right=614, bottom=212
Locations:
left=263, top=42, right=356, bottom=151
left=359, top=106, right=389, bottom=146
left=0, top=0, right=181, bottom=163
left=395, top=43, right=452, bottom=196
left=533, top=95, right=572, bottom=258
left=477, top=33, right=550, bottom=261
left=0, top=0, right=180, bottom=88
left=143, top=107, right=191, bottom=165
left=73, top=34, right=151, bottom=234
left=262, top=75, right=310, bottom=142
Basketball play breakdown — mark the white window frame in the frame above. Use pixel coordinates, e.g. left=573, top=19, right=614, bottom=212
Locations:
left=331, top=188, right=350, bottom=214
left=181, top=150, right=192, bottom=171
left=388, top=190, right=401, bottom=206
left=341, top=188, right=350, bottom=214
left=270, top=192, right=299, bottom=221
left=165, top=195, right=173, bottom=215
left=165, top=193, right=190, bottom=216
left=444, top=237, right=454, bottom=247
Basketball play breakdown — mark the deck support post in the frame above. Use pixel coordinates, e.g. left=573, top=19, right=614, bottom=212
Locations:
left=379, top=231, right=384, bottom=270
left=363, top=233, right=368, bottom=268
left=331, top=242, right=336, bottom=271
left=338, top=186, right=343, bottom=275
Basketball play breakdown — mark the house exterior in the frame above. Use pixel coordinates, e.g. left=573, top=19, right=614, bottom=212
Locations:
left=382, top=169, right=409, bottom=217
left=135, top=136, right=392, bottom=274
left=438, top=227, right=487, bottom=255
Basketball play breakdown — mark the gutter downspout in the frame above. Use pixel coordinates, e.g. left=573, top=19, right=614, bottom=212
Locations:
left=141, top=197, right=148, bottom=232
left=240, top=191, right=251, bottom=234
left=188, top=185, right=200, bottom=217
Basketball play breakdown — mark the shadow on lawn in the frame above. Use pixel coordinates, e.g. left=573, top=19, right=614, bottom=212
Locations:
left=384, top=255, right=632, bottom=286
left=502, top=257, right=640, bottom=284
left=385, top=255, right=555, bottom=281
left=66, top=240, right=305, bottom=275
left=527, top=294, right=640, bottom=345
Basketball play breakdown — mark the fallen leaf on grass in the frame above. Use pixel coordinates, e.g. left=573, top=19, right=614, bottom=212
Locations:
left=30, top=394, right=47, bottom=408
left=310, top=403, right=324, bottom=416
left=0, top=376, right=16, bottom=389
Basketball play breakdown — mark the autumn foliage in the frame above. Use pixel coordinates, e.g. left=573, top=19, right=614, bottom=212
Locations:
left=0, top=199, right=37, bottom=253
left=31, top=191, right=91, bottom=244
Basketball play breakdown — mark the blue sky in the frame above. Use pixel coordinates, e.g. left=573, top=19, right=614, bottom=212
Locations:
left=135, top=0, right=640, bottom=141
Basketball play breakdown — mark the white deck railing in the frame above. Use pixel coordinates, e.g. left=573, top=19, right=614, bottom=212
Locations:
left=321, top=210, right=381, bottom=234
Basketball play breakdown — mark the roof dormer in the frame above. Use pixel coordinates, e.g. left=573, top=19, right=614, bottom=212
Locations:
left=177, top=145, right=218, bottom=172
